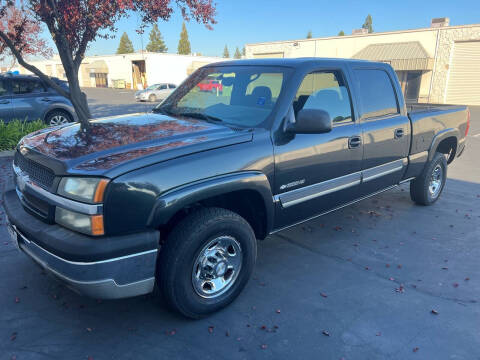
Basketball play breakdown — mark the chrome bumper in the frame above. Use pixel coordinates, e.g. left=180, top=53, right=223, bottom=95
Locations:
left=8, top=223, right=157, bottom=299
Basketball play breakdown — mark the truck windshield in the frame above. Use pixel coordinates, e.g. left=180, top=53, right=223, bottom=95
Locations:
left=154, top=66, right=291, bottom=127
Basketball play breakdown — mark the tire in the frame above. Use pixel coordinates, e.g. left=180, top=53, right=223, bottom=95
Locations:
left=410, top=152, right=447, bottom=205
left=157, top=207, right=257, bottom=319
left=148, top=94, right=157, bottom=102
left=44, top=109, right=72, bottom=126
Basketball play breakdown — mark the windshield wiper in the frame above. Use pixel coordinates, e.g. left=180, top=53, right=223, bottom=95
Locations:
left=178, top=112, right=224, bottom=123
left=152, top=106, right=173, bottom=115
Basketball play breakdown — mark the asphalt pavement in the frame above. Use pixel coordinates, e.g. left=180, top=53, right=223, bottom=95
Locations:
left=0, top=103, right=479, bottom=360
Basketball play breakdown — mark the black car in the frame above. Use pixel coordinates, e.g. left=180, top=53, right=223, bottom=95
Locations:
left=4, top=58, right=469, bottom=318
left=0, top=74, right=77, bottom=125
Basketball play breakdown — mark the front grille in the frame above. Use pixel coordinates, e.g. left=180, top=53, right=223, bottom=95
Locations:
left=14, top=151, right=55, bottom=190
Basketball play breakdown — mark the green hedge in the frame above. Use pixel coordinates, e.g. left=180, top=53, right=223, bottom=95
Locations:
left=0, top=120, right=47, bottom=151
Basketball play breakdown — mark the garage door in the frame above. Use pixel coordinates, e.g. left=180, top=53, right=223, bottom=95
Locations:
left=446, top=41, right=480, bottom=105
left=253, top=52, right=284, bottom=59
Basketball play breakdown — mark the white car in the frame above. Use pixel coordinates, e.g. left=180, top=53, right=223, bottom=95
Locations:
left=135, top=83, right=176, bottom=102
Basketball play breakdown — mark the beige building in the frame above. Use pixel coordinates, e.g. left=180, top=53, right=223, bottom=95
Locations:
left=246, top=21, right=480, bottom=105
left=16, top=52, right=222, bottom=90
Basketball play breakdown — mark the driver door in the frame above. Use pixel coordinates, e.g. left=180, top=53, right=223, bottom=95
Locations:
left=273, top=68, right=363, bottom=229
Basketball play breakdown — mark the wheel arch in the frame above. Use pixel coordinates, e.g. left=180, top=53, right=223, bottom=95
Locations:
left=429, top=129, right=459, bottom=164
left=147, top=172, right=274, bottom=240
left=43, top=106, right=74, bottom=123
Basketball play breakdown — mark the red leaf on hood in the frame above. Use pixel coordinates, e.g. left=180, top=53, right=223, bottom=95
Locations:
left=413, top=347, right=419, bottom=352
left=10, top=332, right=17, bottom=341
left=431, top=309, right=439, bottom=315
left=261, top=344, right=268, bottom=349
left=14, top=297, right=20, bottom=304
left=208, top=326, right=214, bottom=334
left=322, top=330, right=330, bottom=336
left=276, top=309, right=281, bottom=314
left=320, top=292, right=328, bottom=298
left=453, top=283, right=459, bottom=288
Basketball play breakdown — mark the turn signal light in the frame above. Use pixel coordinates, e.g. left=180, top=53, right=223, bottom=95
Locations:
left=93, top=179, right=109, bottom=203
left=91, top=215, right=105, bottom=236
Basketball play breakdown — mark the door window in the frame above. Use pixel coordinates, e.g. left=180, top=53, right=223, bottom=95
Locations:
left=168, top=84, right=176, bottom=89
left=294, top=71, right=353, bottom=124
left=12, top=79, right=46, bottom=95
left=159, top=84, right=168, bottom=90
left=354, top=69, right=399, bottom=118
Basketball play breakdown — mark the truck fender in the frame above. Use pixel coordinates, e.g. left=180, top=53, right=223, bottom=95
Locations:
left=428, top=128, right=460, bottom=162
left=147, top=171, right=275, bottom=234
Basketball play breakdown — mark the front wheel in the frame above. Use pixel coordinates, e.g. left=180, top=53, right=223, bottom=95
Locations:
left=410, top=152, right=447, bottom=205
left=148, top=94, right=157, bottom=102
left=157, top=207, right=257, bottom=318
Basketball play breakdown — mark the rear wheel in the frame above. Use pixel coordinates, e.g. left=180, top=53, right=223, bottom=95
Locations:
left=410, top=152, right=447, bottom=205
left=157, top=207, right=256, bottom=319
left=45, top=110, right=72, bottom=126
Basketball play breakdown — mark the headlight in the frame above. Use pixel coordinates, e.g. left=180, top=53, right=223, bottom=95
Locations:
left=57, top=177, right=109, bottom=203
left=55, top=207, right=104, bottom=236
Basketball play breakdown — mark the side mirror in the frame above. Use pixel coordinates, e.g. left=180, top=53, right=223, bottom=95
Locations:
left=287, top=109, right=332, bottom=134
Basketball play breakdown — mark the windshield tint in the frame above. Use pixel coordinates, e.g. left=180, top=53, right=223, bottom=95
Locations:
left=156, top=66, right=291, bottom=127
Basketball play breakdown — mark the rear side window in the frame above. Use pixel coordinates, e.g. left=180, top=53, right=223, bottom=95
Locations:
left=354, top=69, right=399, bottom=118
left=294, top=70, right=353, bottom=124
left=12, top=79, right=46, bottom=95
left=0, top=80, right=8, bottom=96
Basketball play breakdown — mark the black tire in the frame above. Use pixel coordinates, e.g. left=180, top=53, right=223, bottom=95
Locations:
left=410, top=152, right=447, bottom=205
left=44, top=109, right=72, bottom=126
left=148, top=94, right=157, bottom=102
left=157, top=207, right=257, bottom=319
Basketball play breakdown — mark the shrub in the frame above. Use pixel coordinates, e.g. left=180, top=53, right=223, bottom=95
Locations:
left=0, top=119, right=47, bottom=151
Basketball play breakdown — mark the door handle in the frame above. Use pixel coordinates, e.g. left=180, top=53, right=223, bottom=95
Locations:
left=0, top=99, right=10, bottom=104
left=348, top=136, right=362, bottom=149
left=394, top=128, right=404, bottom=139
left=41, top=98, right=52, bottom=102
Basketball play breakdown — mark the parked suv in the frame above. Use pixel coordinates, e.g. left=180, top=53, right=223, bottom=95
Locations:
left=0, top=74, right=77, bottom=126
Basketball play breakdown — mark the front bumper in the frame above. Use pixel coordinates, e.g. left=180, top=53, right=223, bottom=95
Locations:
left=3, top=189, right=160, bottom=299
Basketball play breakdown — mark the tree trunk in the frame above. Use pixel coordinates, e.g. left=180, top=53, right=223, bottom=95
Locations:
left=55, top=44, right=92, bottom=130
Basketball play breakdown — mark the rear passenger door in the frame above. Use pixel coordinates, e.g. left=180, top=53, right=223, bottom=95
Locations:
left=352, top=67, right=410, bottom=195
left=12, top=78, right=49, bottom=121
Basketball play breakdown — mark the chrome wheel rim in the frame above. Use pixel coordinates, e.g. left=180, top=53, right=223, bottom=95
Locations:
left=49, top=114, right=69, bottom=126
left=428, top=164, right=443, bottom=198
left=192, top=236, right=242, bottom=298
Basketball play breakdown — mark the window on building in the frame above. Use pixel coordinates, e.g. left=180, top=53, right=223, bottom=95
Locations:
left=354, top=69, right=399, bottom=118
left=294, top=70, right=353, bottom=124
left=11, top=79, right=46, bottom=95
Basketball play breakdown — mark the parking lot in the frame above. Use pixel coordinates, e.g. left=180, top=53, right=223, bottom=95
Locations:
left=0, top=98, right=479, bottom=359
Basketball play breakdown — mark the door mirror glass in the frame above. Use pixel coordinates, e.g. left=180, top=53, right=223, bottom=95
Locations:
left=287, top=108, right=332, bottom=134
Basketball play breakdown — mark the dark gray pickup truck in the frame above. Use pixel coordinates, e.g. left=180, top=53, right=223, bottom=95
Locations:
left=4, top=58, right=470, bottom=318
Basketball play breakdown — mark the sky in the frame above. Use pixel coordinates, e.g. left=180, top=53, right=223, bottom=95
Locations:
left=42, top=0, right=480, bottom=58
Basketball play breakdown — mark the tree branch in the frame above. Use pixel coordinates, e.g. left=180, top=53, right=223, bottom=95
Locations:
left=0, top=29, right=70, bottom=98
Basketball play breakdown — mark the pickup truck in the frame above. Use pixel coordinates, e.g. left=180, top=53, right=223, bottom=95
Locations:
left=3, top=58, right=469, bottom=318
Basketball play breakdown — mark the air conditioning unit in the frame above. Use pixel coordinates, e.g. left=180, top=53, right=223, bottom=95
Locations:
left=431, top=17, right=450, bottom=28
left=352, top=28, right=369, bottom=35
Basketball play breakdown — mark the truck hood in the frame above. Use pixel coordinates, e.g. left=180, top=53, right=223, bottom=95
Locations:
left=18, top=113, right=252, bottom=176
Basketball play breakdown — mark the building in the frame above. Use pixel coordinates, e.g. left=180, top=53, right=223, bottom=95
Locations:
left=246, top=20, right=480, bottom=105
left=16, top=52, right=222, bottom=90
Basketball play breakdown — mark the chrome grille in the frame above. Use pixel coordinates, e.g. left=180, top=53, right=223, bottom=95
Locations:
left=14, top=151, right=55, bottom=190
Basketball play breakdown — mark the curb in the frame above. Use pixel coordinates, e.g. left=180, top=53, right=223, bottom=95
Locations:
left=0, top=150, right=14, bottom=158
